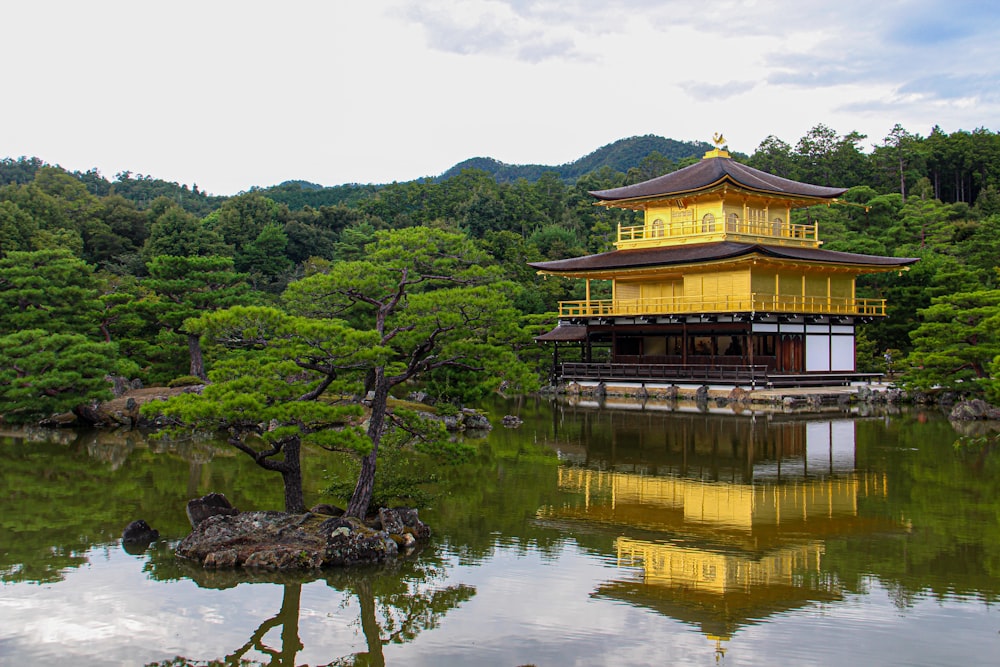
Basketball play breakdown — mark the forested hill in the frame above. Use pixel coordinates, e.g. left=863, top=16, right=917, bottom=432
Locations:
left=260, top=135, right=715, bottom=209
left=0, top=135, right=712, bottom=213
left=437, top=135, right=713, bottom=183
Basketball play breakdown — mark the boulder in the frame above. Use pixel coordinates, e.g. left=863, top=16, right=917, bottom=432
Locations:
left=502, top=415, right=524, bottom=428
left=949, top=399, right=1000, bottom=421
left=108, top=375, right=132, bottom=397
left=461, top=409, right=492, bottom=431
left=400, top=507, right=432, bottom=541
left=309, top=503, right=344, bottom=517
left=121, top=519, right=159, bottom=554
left=728, top=387, right=750, bottom=405
left=378, top=507, right=405, bottom=534
left=418, top=408, right=493, bottom=431
left=186, top=492, right=239, bottom=529
left=938, top=392, right=960, bottom=407
left=407, top=391, right=431, bottom=404
left=324, top=523, right=399, bottom=567
left=122, top=518, right=159, bottom=541
left=783, top=396, right=807, bottom=409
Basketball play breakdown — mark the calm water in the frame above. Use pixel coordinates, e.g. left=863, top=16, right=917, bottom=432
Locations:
left=2, top=398, right=999, bottom=666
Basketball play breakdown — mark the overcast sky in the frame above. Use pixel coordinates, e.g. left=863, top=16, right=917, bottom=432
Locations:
left=5, top=0, right=998, bottom=195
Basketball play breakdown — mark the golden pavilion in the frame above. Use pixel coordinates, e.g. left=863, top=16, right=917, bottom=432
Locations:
left=531, top=139, right=918, bottom=387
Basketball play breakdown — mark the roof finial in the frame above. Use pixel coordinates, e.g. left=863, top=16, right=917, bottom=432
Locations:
left=704, top=133, right=730, bottom=159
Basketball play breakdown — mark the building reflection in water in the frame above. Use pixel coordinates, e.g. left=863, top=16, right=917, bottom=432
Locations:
left=538, top=408, right=898, bottom=658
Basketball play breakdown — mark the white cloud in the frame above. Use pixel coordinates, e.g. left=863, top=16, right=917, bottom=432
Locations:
left=1, top=0, right=997, bottom=194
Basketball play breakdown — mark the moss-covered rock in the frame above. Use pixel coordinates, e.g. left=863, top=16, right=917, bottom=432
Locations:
left=174, top=500, right=431, bottom=570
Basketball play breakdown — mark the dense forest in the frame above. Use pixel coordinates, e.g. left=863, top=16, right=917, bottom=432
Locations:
left=2, top=122, right=1000, bottom=412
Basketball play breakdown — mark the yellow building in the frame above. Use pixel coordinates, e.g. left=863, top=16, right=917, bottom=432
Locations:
left=531, top=143, right=918, bottom=387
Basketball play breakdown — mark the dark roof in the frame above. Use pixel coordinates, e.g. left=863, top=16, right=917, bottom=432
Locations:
left=535, top=323, right=588, bottom=342
left=529, top=242, right=919, bottom=274
left=590, top=156, right=846, bottom=202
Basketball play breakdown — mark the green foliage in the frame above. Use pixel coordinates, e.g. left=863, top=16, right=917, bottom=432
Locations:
left=144, top=303, right=389, bottom=509
left=284, top=228, right=536, bottom=395
left=987, top=355, right=1000, bottom=404
left=279, top=227, right=538, bottom=516
left=0, top=199, right=41, bottom=253
left=323, top=447, right=442, bottom=510
left=108, top=170, right=223, bottom=216
left=0, top=156, right=46, bottom=186
left=853, top=328, right=882, bottom=373
left=0, top=179, right=83, bottom=254
left=433, top=402, right=461, bottom=417
left=166, top=375, right=204, bottom=388
left=528, top=225, right=585, bottom=260
left=235, top=223, right=293, bottom=290
left=0, top=248, right=103, bottom=335
left=0, top=330, right=118, bottom=422
left=253, top=181, right=379, bottom=210
left=31, top=167, right=116, bottom=265
left=141, top=199, right=229, bottom=261
left=904, top=289, right=1000, bottom=395
left=138, top=254, right=253, bottom=378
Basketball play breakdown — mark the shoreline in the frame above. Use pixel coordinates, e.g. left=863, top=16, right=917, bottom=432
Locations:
left=545, top=379, right=907, bottom=415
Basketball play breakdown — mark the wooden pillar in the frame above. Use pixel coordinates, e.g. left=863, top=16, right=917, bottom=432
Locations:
left=681, top=320, right=688, bottom=365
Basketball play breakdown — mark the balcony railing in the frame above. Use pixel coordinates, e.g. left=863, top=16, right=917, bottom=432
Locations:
left=559, top=363, right=882, bottom=387
left=616, top=218, right=818, bottom=247
left=558, top=294, right=886, bottom=318
left=561, top=362, right=768, bottom=384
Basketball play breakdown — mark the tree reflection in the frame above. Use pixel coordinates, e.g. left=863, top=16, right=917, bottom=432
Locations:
left=146, top=558, right=474, bottom=667
left=224, top=583, right=303, bottom=666
left=325, top=569, right=475, bottom=666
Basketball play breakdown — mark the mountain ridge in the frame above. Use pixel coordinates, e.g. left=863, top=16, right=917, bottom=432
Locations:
left=436, top=134, right=713, bottom=183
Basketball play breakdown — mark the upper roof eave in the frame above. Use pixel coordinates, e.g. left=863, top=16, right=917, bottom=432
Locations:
left=591, top=177, right=842, bottom=209
left=589, top=156, right=847, bottom=203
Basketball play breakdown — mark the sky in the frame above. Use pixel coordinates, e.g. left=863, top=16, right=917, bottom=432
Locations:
left=5, top=0, right=999, bottom=195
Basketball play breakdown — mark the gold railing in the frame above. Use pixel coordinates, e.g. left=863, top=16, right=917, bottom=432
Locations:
left=558, top=294, right=886, bottom=318
left=617, top=219, right=818, bottom=246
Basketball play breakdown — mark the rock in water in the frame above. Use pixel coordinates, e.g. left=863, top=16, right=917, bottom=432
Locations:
left=122, top=519, right=159, bottom=554
left=175, top=507, right=432, bottom=570
left=950, top=399, right=1000, bottom=421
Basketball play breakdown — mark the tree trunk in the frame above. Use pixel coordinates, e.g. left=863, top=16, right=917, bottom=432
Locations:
left=898, top=154, right=906, bottom=202
left=280, top=436, right=307, bottom=514
left=188, top=333, right=207, bottom=380
left=346, top=368, right=389, bottom=518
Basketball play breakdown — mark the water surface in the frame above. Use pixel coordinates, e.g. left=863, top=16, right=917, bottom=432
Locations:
left=2, top=400, right=998, bottom=665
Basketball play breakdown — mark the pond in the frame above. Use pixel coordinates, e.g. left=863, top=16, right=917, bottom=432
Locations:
left=2, top=397, right=999, bottom=666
